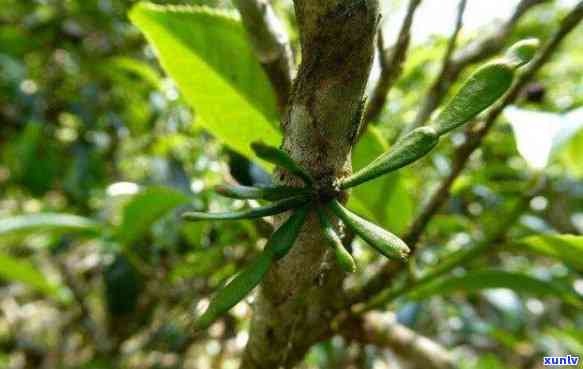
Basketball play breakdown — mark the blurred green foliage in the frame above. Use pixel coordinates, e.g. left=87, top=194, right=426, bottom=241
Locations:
left=0, top=0, right=582, bottom=369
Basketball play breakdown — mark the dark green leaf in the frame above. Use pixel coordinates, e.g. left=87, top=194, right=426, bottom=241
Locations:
left=316, top=206, right=356, bottom=273
left=183, top=195, right=310, bottom=222
left=214, top=184, right=309, bottom=201
left=250, top=142, right=314, bottom=185
left=194, top=248, right=273, bottom=330
left=328, top=200, right=409, bottom=261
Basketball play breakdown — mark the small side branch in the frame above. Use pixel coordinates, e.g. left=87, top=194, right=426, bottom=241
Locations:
left=363, top=0, right=423, bottom=125
left=233, top=0, right=295, bottom=113
left=346, top=312, right=458, bottom=369
left=410, top=0, right=549, bottom=129
left=350, top=0, right=583, bottom=305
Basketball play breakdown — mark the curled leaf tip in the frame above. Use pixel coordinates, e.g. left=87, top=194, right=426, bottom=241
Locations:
left=505, top=38, right=540, bottom=68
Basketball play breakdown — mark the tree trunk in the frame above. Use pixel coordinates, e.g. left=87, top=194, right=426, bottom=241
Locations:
left=241, top=1, right=380, bottom=368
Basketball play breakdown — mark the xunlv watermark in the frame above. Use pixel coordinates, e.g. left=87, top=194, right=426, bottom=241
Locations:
left=543, top=355, right=580, bottom=366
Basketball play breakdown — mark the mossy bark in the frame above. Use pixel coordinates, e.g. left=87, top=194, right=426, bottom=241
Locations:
left=241, top=1, right=379, bottom=368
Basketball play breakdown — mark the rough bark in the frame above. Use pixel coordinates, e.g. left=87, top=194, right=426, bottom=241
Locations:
left=233, top=0, right=295, bottom=113
left=241, top=1, right=380, bottom=368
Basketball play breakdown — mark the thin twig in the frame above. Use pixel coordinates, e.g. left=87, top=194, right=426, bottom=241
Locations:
left=233, top=0, right=295, bottom=113
left=409, top=0, right=550, bottom=130
left=349, top=1, right=583, bottom=305
left=362, top=0, right=423, bottom=126
left=345, top=312, right=458, bottom=369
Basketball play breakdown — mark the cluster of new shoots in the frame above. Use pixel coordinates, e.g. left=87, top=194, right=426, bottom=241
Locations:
left=183, top=39, right=539, bottom=330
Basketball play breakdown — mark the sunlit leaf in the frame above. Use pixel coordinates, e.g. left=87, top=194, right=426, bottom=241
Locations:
left=129, top=3, right=281, bottom=160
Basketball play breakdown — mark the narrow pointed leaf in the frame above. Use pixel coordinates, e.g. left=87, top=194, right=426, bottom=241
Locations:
left=316, top=207, right=356, bottom=273
left=182, top=195, right=310, bottom=222
left=194, top=249, right=273, bottom=330
left=328, top=200, right=409, bottom=261
left=341, top=127, right=438, bottom=189
left=270, top=206, right=310, bottom=260
left=251, top=142, right=314, bottom=185
left=0, top=213, right=101, bottom=241
left=214, top=184, right=309, bottom=201
left=430, top=39, right=539, bottom=136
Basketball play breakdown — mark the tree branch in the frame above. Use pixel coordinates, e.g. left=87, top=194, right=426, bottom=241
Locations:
left=350, top=0, right=583, bottom=305
left=241, top=1, right=380, bottom=368
left=410, top=0, right=549, bottom=129
left=362, top=0, right=422, bottom=125
left=345, top=312, right=458, bottom=369
left=233, top=0, right=295, bottom=113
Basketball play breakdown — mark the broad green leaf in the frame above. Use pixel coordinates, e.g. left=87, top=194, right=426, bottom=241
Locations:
left=410, top=270, right=583, bottom=308
left=0, top=213, right=101, bottom=242
left=117, top=186, right=191, bottom=246
left=0, top=252, right=63, bottom=298
left=349, top=127, right=413, bottom=234
left=129, top=4, right=281, bottom=160
left=511, top=234, right=583, bottom=271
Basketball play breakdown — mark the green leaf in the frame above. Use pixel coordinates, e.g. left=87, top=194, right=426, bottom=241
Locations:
left=316, top=206, right=356, bottom=273
left=410, top=270, right=583, bottom=308
left=431, top=61, right=514, bottom=136
left=342, top=127, right=438, bottom=189
left=511, top=234, right=583, bottom=271
left=0, top=213, right=101, bottom=242
left=183, top=195, right=310, bottom=222
left=118, top=186, right=191, bottom=246
left=194, top=248, right=273, bottom=330
left=348, top=127, right=414, bottom=234
left=250, top=142, right=314, bottom=185
left=270, top=206, right=309, bottom=260
left=0, top=252, right=63, bottom=298
left=106, top=56, right=162, bottom=89
left=328, top=200, right=410, bottom=261
left=129, top=4, right=281, bottom=160
left=214, top=184, right=309, bottom=201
